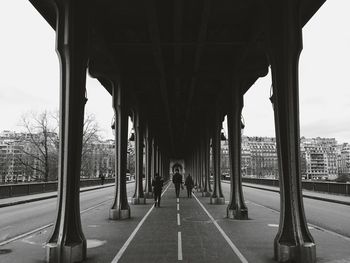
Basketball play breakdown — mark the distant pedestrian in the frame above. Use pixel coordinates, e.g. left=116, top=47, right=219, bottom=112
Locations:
left=184, top=174, right=194, bottom=198
left=152, top=173, right=164, bottom=207
left=100, top=174, right=105, bottom=185
left=172, top=169, right=183, bottom=198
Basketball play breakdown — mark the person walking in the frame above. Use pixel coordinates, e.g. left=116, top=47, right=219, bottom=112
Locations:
left=152, top=173, right=164, bottom=207
left=172, top=169, right=183, bottom=198
left=184, top=174, right=194, bottom=198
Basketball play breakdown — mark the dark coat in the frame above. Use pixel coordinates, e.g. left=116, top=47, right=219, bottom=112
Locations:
left=152, top=176, right=164, bottom=192
left=184, top=176, right=194, bottom=189
left=172, top=172, right=183, bottom=186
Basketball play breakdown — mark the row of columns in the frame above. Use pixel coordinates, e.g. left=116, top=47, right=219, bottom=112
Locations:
left=45, top=0, right=315, bottom=262
left=184, top=2, right=315, bottom=262
left=45, top=2, right=171, bottom=260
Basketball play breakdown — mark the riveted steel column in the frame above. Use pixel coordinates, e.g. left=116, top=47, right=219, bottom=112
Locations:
left=227, top=79, right=248, bottom=219
left=109, top=79, right=130, bottom=220
left=144, top=125, right=153, bottom=198
left=210, top=109, right=225, bottom=204
left=132, top=112, right=146, bottom=204
left=267, top=1, right=316, bottom=261
left=46, top=1, right=88, bottom=261
left=202, top=127, right=211, bottom=197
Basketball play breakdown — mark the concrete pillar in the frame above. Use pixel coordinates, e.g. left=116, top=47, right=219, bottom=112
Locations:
left=227, top=79, right=248, bottom=219
left=132, top=112, right=146, bottom=204
left=267, top=1, right=316, bottom=261
left=46, top=1, right=88, bottom=261
left=210, top=110, right=225, bottom=204
left=109, top=79, right=130, bottom=220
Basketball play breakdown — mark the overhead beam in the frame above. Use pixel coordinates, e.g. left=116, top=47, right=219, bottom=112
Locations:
left=145, top=0, right=175, bottom=155
left=183, top=0, right=212, bottom=143
left=109, top=41, right=246, bottom=47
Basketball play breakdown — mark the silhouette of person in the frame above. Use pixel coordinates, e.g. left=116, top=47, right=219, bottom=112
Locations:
left=172, top=169, right=183, bottom=198
left=152, top=173, right=164, bottom=207
left=184, top=174, right=194, bottom=198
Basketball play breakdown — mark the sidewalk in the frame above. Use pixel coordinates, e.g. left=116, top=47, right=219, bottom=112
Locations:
left=241, top=182, right=350, bottom=206
left=0, top=183, right=114, bottom=208
left=1, top=183, right=350, bottom=262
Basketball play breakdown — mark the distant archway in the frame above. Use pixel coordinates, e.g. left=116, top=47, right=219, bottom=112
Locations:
left=172, top=163, right=183, bottom=174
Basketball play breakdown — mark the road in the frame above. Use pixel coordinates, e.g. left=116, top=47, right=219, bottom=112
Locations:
left=0, top=183, right=136, bottom=245
left=1, top=181, right=349, bottom=249
left=221, top=182, right=350, bottom=239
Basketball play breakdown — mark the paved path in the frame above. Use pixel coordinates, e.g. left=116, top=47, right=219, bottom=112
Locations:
left=118, top=184, right=244, bottom=263
left=1, top=181, right=350, bottom=262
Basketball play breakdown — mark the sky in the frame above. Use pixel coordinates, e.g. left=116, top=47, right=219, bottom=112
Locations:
left=0, top=1, right=349, bottom=143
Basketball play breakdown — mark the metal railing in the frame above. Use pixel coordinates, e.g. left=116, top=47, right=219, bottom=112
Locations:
left=0, top=178, right=115, bottom=199
left=242, top=177, right=350, bottom=196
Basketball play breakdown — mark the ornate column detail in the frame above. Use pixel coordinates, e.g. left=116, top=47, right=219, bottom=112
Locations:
left=46, top=1, right=88, bottom=262
left=109, top=79, right=130, bottom=220
left=132, top=111, right=146, bottom=204
left=210, top=109, right=225, bottom=204
left=227, top=78, right=248, bottom=219
left=266, top=0, right=316, bottom=261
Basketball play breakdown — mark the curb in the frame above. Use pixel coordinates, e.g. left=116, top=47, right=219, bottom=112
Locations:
left=241, top=183, right=350, bottom=207
left=0, top=183, right=115, bottom=208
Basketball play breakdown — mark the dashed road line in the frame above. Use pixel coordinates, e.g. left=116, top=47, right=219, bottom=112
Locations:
left=248, top=199, right=350, bottom=242
left=178, top=231, right=183, bottom=261
left=177, top=204, right=179, bottom=211
left=177, top=213, right=181, bottom=226
left=111, top=183, right=171, bottom=263
left=192, top=193, right=249, bottom=263
left=0, top=198, right=112, bottom=247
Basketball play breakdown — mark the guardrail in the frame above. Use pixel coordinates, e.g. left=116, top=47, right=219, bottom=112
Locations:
left=242, top=177, right=350, bottom=196
left=0, top=178, right=115, bottom=199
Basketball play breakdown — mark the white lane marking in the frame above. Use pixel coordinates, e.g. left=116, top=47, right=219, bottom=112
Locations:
left=111, top=183, right=171, bottom=263
left=0, top=223, right=52, bottom=246
left=178, top=231, right=183, bottom=261
left=177, top=204, right=180, bottom=211
left=0, top=198, right=112, bottom=247
left=247, top=199, right=350, bottom=242
left=193, top=193, right=249, bottom=263
left=177, top=198, right=179, bottom=203
left=177, top=213, right=181, bottom=226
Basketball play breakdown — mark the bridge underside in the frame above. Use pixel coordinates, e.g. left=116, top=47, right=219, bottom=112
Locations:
left=28, top=0, right=326, bottom=262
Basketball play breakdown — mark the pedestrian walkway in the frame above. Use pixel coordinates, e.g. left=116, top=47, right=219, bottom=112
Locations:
left=0, top=183, right=115, bottom=208
left=1, top=182, right=350, bottom=262
left=242, top=182, right=350, bottom=206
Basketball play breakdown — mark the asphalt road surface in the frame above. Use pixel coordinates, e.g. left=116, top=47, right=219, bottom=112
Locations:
left=0, top=183, right=135, bottom=245
left=1, top=181, right=349, bottom=249
left=221, top=182, right=350, bottom=239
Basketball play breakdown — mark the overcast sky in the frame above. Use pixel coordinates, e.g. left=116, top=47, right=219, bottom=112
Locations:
left=0, top=1, right=349, bottom=143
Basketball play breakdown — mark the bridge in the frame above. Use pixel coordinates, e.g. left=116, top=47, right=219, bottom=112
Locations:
left=2, top=0, right=337, bottom=262
left=0, top=180, right=349, bottom=262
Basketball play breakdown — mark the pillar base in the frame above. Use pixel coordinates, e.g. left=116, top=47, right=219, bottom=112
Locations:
left=131, top=197, right=146, bottom=205
left=202, top=191, right=211, bottom=197
left=144, top=192, right=154, bottom=199
left=274, top=242, right=316, bottom=263
left=109, top=208, right=130, bottom=220
left=46, top=241, right=86, bottom=263
left=210, top=196, right=225, bottom=204
left=227, top=207, right=248, bottom=220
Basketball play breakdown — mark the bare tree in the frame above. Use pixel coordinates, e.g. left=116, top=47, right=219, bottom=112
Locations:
left=0, top=153, right=10, bottom=183
left=17, top=111, right=101, bottom=181
left=80, top=113, right=101, bottom=178
left=17, top=111, right=58, bottom=182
